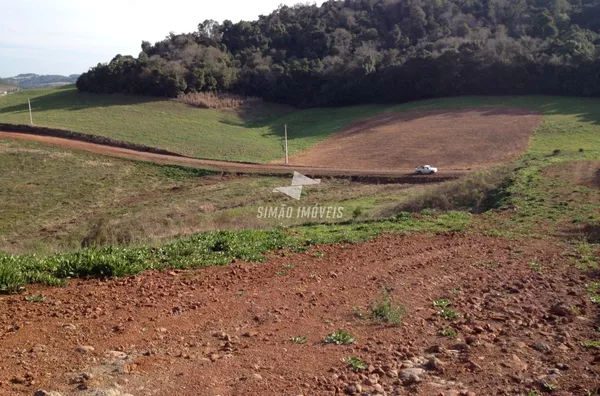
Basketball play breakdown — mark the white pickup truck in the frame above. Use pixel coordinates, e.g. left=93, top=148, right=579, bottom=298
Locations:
left=415, top=165, right=438, bottom=174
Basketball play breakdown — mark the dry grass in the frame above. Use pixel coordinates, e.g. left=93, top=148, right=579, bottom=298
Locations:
left=176, top=92, right=262, bottom=109
left=382, top=166, right=514, bottom=215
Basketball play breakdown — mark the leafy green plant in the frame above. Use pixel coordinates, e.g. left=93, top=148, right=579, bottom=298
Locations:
left=439, top=328, right=458, bottom=338
left=345, top=356, right=367, bottom=371
left=0, top=261, right=25, bottom=294
left=438, top=308, right=458, bottom=321
left=312, top=251, right=325, bottom=258
left=276, top=270, right=286, bottom=276
left=25, top=294, right=46, bottom=302
left=370, top=291, right=406, bottom=326
left=290, top=336, right=307, bottom=344
left=542, top=382, right=556, bottom=392
left=581, top=341, right=600, bottom=349
left=432, top=299, right=452, bottom=308
left=324, top=330, right=355, bottom=345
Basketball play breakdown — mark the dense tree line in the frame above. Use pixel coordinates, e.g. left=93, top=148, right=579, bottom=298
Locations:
left=77, top=0, right=600, bottom=106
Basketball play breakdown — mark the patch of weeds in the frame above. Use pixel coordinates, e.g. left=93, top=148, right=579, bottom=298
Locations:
left=529, top=262, right=542, bottom=273
left=283, top=263, right=295, bottom=269
left=438, top=308, right=459, bottom=321
left=25, top=294, right=46, bottom=302
left=542, top=382, right=557, bottom=392
left=312, top=251, right=326, bottom=258
left=439, top=328, right=458, bottom=338
left=569, top=241, right=598, bottom=269
left=158, top=164, right=217, bottom=180
left=432, top=299, right=452, bottom=308
left=581, top=341, right=600, bottom=349
left=0, top=260, right=25, bottom=294
left=587, top=282, right=600, bottom=304
left=276, top=270, right=286, bottom=276
left=353, top=306, right=367, bottom=319
left=236, top=290, right=246, bottom=296
left=324, top=330, right=355, bottom=345
left=345, top=356, right=367, bottom=371
left=0, top=210, right=470, bottom=290
left=370, top=291, right=406, bottom=326
left=290, top=336, right=307, bottom=344
left=352, top=206, right=364, bottom=220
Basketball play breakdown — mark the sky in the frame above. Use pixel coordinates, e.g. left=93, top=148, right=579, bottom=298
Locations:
left=0, top=0, right=321, bottom=78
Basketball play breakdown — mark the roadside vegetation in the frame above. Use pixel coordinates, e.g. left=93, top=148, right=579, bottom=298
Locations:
left=383, top=165, right=514, bottom=215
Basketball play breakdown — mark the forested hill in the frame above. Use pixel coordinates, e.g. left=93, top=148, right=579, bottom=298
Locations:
left=77, top=0, right=600, bottom=107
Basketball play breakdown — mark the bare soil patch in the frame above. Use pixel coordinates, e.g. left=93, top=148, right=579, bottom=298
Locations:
left=545, top=160, right=600, bottom=189
left=287, top=108, right=542, bottom=171
left=1, top=233, right=598, bottom=395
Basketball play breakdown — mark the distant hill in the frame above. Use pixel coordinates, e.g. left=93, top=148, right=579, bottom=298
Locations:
left=2, top=74, right=80, bottom=89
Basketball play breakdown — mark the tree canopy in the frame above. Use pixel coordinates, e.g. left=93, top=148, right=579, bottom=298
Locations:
left=77, top=0, right=600, bottom=106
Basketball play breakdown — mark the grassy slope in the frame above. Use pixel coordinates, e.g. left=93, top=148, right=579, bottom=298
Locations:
left=0, top=86, right=395, bottom=162
left=1, top=94, right=599, bottom=291
left=0, top=137, right=416, bottom=254
left=2, top=87, right=599, bottom=165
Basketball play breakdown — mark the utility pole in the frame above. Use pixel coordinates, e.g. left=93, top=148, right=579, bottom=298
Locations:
left=284, top=124, right=289, bottom=165
left=28, top=99, right=33, bottom=125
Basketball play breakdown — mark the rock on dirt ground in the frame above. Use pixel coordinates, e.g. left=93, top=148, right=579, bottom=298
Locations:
left=0, top=233, right=599, bottom=395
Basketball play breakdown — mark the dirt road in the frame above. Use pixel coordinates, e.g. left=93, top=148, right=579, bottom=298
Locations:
left=0, top=131, right=464, bottom=182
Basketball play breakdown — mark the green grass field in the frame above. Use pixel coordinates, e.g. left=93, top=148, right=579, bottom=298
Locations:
left=2, top=87, right=600, bottom=164
left=0, top=86, right=400, bottom=162
left=0, top=91, right=599, bottom=291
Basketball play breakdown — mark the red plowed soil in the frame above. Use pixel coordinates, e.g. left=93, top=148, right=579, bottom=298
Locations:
left=288, top=108, right=542, bottom=171
left=1, top=233, right=598, bottom=396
